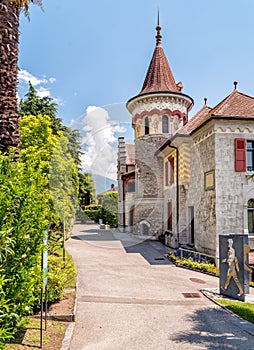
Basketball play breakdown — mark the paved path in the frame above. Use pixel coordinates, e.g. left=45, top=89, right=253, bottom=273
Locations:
left=66, top=224, right=254, bottom=350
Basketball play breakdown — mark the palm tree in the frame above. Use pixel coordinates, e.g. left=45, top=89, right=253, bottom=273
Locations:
left=0, top=0, right=42, bottom=155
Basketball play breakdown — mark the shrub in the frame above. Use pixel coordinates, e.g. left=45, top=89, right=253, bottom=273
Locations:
left=84, top=209, right=100, bottom=223
left=101, top=192, right=118, bottom=228
left=47, top=250, right=76, bottom=304
left=167, top=251, right=217, bottom=275
left=85, top=204, right=101, bottom=211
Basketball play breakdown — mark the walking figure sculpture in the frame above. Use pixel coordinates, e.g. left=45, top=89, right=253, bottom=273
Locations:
left=222, top=238, right=243, bottom=296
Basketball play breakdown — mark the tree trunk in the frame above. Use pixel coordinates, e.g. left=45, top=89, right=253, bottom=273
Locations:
left=0, top=0, right=20, bottom=155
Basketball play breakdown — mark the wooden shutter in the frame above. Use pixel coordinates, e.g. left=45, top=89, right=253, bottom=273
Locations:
left=169, top=157, right=175, bottom=184
left=235, top=138, right=246, bottom=172
left=165, top=161, right=169, bottom=186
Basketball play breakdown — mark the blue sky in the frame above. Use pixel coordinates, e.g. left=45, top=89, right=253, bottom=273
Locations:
left=18, top=0, right=254, bottom=185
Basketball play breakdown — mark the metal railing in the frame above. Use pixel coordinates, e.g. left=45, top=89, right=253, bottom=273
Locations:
left=177, top=247, right=215, bottom=264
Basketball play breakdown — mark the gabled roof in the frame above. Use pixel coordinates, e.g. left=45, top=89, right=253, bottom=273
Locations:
left=178, top=103, right=212, bottom=135
left=211, top=89, right=254, bottom=118
left=139, top=22, right=180, bottom=96
left=177, top=87, right=254, bottom=136
left=191, top=88, right=254, bottom=133
left=125, top=144, right=135, bottom=165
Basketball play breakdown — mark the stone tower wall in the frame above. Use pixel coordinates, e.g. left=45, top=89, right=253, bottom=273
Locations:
left=133, top=135, right=168, bottom=236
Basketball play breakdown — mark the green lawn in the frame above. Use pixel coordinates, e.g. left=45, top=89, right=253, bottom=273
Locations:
left=216, top=299, right=254, bottom=323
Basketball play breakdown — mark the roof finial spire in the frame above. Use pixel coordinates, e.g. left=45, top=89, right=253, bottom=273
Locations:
left=156, top=9, right=162, bottom=46
left=204, top=97, right=207, bottom=105
left=234, top=81, right=238, bottom=90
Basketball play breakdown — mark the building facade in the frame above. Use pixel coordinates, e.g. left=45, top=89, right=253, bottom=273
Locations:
left=117, top=21, right=254, bottom=259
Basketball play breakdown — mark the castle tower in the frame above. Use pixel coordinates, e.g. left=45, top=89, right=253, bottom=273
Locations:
left=126, top=16, right=193, bottom=237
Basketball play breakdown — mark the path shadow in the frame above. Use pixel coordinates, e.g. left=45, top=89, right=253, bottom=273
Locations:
left=171, top=307, right=254, bottom=349
left=72, top=230, right=116, bottom=241
left=124, top=240, right=172, bottom=265
left=71, top=228, right=172, bottom=265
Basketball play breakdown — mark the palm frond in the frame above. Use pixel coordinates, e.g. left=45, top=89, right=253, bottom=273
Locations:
left=9, top=0, right=43, bottom=17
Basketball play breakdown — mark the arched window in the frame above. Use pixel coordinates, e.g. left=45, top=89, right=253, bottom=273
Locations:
left=248, top=199, right=254, bottom=234
left=145, top=117, right=149, bottom=135
left=162, top=115, right=169, bottom=133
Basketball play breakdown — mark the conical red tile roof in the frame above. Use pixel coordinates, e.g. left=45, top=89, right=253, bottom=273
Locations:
left=139, top=22, right=179, bottom=95
left=139, top=45, right=179, bottom=95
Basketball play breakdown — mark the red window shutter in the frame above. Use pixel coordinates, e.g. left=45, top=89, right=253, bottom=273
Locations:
left=235, top=138, right=246, bottom=172
left=165, top=162, right=169, bottom=186
left=169, top=157, right=174, bottom=184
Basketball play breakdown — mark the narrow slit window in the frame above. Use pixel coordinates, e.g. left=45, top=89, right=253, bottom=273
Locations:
left=145, top=117, right=149, bottom=135
left=162, top=115, right=169, bottom=133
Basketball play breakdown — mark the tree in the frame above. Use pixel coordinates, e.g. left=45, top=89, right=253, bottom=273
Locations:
left=19, top=82, right=82, bottom=165
left=19, top=81, right=62, bottom=134
left=101, top=191, right=118, bottom=228
left=49, top=135, right=78, bottom=232
left=78, top=172, right=96, bottom=207
left=20, top=114, right=78, bottom=243
left=0, top=0, right=42, bottom=155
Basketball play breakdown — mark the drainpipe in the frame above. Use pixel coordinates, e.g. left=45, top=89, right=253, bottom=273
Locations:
left=169, top=145, right=180, bottom=247
left=122, top=175, right=126, bottom=232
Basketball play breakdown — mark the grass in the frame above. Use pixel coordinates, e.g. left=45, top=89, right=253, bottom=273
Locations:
left=5, top=318, right=69, bottom=350
left=215, top=299, right=254, bottom=324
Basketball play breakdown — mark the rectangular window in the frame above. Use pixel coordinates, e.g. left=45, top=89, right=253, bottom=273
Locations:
left=247, top=141, right=254, bottom=172
left=169, top=157, right=174, bottom=184
left=127, top=181, right=135, bottom=192
left=235, top=138, right=246, bottom=172
left=168, top=200, right=172, bottom=231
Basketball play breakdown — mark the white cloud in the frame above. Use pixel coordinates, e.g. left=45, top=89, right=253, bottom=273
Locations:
left=18, top=68, right=64, bottom=106
left=37, top=86, right=51, bottom=98
left=80, top=106, right=126, bottom=180
left=18, top=69, right=49, bottom=86
left=48, top=77, right=56, bottom=84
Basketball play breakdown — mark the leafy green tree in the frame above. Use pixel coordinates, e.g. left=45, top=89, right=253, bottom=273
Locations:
left=101, top=191, right=118, bottom=228
left=19, top=81, right=62, bottom=134
left=19, top=83, right=82, bottom=166
left=78, top=173, right=96, bottom=207
left=62, top=126, right=82, bottom=166
left=0, top=151, right=49, bottom=344
left=49, top=135, right=78, bottom=232
left=20, top=114, right=78, bottom=245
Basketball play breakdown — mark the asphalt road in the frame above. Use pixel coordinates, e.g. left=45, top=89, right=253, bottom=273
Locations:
left=66, top=224, right=254, bottom=350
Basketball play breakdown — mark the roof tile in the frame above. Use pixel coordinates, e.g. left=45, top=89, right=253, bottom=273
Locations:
left=139, top=46, right=179, bottom=95
left=178, top=104, right=212, bottom=135
left=178, top=89, right=254, bottom=135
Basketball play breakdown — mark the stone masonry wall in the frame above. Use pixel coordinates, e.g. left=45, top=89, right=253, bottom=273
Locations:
left=133, top=135, right=167, bottom=236
left=214, top=120, right=253, bottom=258
left=181, top=127, right=217, bottom=256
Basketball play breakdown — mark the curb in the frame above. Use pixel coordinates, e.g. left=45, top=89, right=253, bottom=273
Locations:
left=60, top=323, right=75, bottom=350
left=201, top=289, right=254, bottom=337
left=60, top=281, right=78, bottom=350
